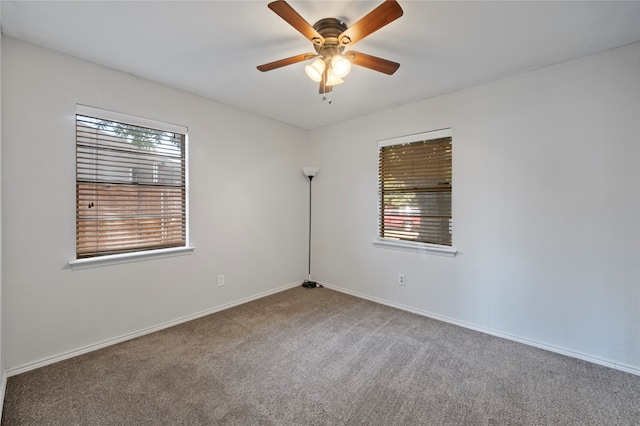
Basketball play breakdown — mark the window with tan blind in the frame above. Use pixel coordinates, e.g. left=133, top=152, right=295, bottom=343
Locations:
left=378, top=129, right=452, bottom=246
left=76, top=106, right=187, bottom=259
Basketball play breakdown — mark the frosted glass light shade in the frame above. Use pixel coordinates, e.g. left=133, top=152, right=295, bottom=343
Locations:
left=331, top=55, right=351, bottom=78
left=305, top=59, right=326, bottom=82
left=325, top=68, right=344, bottom=86
left=302, top=167, right=319, bottom=177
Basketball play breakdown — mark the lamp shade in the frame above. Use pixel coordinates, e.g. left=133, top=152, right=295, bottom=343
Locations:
left=325, top=69, right=344, bottom=86
left=302, top=167, right=319, bottom=177
left=330, top=55, right=351, bottom=78
left=305, top=59, right=326, bottom=82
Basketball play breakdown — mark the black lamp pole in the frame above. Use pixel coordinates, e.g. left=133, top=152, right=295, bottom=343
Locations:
left=302, top=167, right=319, bottom=289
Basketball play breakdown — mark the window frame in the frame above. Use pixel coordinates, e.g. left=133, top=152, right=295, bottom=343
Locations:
left=374, top=128, right=457, bottom=257
left=69, top=105, right=193, bottom=270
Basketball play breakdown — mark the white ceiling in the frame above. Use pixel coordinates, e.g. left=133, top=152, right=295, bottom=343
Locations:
left=2, top=1, right=639, bottom=130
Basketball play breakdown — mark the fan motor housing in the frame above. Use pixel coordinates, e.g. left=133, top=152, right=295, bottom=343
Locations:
left=312, top=18, right=348, bottom=55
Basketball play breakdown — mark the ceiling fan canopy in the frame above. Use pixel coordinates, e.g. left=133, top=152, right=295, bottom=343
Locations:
left=257, top=0, right=403, bottom=95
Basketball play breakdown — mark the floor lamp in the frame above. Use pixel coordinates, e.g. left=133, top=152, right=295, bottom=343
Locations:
left=302, top=167, right=319, bottom=289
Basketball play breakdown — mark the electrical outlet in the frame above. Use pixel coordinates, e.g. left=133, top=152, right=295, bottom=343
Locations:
left=217, top=274, right=225, bottom=287
left=399, top=274, right=406, bottom=286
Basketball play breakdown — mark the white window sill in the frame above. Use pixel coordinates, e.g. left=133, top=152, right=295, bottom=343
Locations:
left=373, top=238, right=457, bottom=257
left=69, top=246, right=195, bottom=270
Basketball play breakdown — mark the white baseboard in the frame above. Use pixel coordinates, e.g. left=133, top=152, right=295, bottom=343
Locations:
left=8, top=280, right=638, bottom=378
left=320, top=282, right=640, bottom=377
left=6, top=281, right=302, bottom=377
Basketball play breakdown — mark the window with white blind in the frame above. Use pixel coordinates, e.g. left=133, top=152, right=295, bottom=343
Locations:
left=377, top=129, right=455, bottom=255
left=75, top=106, right=189, bottom=262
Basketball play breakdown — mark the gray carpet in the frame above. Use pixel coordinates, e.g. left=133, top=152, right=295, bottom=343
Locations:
left=3, top=287, right=640, bottom=425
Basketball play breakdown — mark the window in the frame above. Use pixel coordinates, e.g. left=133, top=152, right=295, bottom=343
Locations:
left=378, top=129, right=452, bottom=248
left=75, top=106, right=188, bottom=260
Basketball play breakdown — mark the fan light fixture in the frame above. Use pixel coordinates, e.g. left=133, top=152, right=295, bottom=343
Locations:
left=257, top=1, right=403, bottom=97
left=305, top=55, right=351, bottom=85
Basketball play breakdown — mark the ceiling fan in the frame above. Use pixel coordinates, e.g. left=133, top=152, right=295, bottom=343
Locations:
left=257, top=0, right=403, bottom=95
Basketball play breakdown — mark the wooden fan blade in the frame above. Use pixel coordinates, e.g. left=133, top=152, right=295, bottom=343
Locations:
left=346, top=51, right=400, bottom=75
left=319, top=68, right=332, bottom=94
left=319, top=82, right=332, bottom=94
left=257, top=53, right=317, bottom=72
left=268, top=1, right=325, bottom=45
left=338, top=0, right=403, bottom=46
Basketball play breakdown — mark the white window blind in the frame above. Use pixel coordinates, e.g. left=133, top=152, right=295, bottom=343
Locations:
left=76, top=108, right=187, bottom=259
left=378, top=130, right=452, bottom=246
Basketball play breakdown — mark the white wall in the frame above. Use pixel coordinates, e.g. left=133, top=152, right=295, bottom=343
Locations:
left=1, top=37, right=309, bottom=372
left=309, top=42, right=640, bottom=373
left=2, top=35, right=639, bottom=377
left=0, top=6, right=5, bottom=407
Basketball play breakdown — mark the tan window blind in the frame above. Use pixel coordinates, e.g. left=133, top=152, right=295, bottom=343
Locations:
left=379, top=135, right=452, bottom=246
left=76, top=113, right=186, bottom=258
